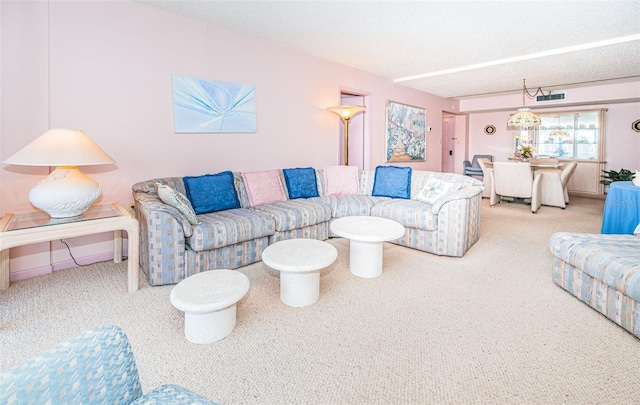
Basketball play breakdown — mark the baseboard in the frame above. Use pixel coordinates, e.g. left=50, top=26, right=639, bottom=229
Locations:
left=10, top=265, right=53, bottom=282
left=51, top=251, right=119, bottom=272
left=10, top=246, right=130, bottom=282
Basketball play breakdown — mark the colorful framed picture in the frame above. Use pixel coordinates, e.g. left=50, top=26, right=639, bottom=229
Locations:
left=171, top=75, right=256, bottom=133
left=385, top=100, right=426, bottom=162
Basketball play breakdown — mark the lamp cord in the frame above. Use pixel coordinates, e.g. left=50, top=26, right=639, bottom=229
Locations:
left=59, top=239, right=128, bottom=267
left=60, top=239, right=83, bottom=267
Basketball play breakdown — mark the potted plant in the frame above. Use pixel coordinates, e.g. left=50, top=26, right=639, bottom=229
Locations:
left=600, top=168, right=635, bottom=185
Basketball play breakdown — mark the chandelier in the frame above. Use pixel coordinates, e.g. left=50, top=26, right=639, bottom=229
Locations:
left=506, top=79, right=551, bottom=129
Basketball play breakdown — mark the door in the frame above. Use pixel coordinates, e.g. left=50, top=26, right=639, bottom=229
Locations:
left=441, top=114, right=455, bottom=173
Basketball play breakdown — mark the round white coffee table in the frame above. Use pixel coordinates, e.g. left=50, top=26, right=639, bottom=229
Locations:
left=261, top=238, right=338, bottom=307
left=170, top=269, right=250, bottom=344
left=330, top=216, right=405, bottom=278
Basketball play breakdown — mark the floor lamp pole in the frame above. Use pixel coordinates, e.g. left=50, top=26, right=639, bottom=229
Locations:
left=326, top=105, right=366, bottom=167
left=342, top=117, right=350, bottom=166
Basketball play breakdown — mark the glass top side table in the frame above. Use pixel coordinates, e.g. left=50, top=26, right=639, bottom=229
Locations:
left=0, top=202, right=140, bottom=292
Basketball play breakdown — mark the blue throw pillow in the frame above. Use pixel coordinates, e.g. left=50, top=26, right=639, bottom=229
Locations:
left=372, top=165, right=412, bottom=199
left=283, top=167, right=319, bottom=199
left=183, top=171, right=241, bottom=214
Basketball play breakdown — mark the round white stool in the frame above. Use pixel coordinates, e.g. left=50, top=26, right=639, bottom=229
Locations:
left=330, top=216, right=405, bottom=278
left=170, top=270, right=250, bottom=344
left=261, top=239, right=337, bottom=307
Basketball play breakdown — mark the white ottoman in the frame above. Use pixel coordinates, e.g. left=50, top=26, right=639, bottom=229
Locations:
left=170, top=270, right=250, bottom=344
left=330, top=216, right=405, bottom=278
left=261, top=238, right=338, bottom=307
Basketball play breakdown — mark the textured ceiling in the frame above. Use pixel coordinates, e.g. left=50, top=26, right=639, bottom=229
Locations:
left=136, top=0, right=640, bottom=99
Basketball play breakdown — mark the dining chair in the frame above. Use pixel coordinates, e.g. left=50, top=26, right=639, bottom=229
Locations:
left=489, top=161, right=542, bottom=213
left=537, top=161, right=578, bottom=209
left=477, top=157, right=492, bottom=198
left=529, top=157, right=560, bottom=166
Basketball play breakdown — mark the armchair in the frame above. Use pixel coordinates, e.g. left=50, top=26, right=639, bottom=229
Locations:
left=490, top=162, right=542, bottom=213
left=0, top=325, right=218, bottom=405
left=463, top=154, right=493, bottom=176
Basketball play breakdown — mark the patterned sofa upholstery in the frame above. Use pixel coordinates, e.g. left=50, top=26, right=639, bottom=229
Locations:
left=0, top=325, right=218, bottom=404
left=548, top=232, right=640, bottom=338
left=132, top=168, right=483, bottom=286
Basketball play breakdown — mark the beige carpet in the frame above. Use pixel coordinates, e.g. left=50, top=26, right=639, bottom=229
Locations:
left=2, top=197, right=639, bottom=404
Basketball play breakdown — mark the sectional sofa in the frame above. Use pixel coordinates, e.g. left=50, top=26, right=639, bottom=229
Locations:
left=132, top=165, right=483, bottom=286
left=548, top=231, right=640, bottom=338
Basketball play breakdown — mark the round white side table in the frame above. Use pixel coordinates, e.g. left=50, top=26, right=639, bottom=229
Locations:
left=170, top=269, right=250, bottom=344
left=330, top=216, right=405, bottom=278
left=261, top=238, right=337, bottom=307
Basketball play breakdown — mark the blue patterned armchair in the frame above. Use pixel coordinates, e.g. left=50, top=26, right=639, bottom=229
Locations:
left=0, top=325, right=218, bottom=405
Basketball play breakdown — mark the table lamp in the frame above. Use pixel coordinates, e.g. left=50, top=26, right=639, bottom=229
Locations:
left=3, top=128, right=115, bottom=218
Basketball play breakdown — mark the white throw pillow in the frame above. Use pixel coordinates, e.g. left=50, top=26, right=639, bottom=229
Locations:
left=415, top=178, right=462, bottom=204
left=156, top=182, right=200, bottom=225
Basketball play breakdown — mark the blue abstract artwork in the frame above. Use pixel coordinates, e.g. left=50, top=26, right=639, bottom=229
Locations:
left=172, top=75, right=256, bottom=133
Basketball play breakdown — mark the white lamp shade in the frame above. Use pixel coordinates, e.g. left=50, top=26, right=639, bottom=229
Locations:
left=3, top=128, right=115, bottom=166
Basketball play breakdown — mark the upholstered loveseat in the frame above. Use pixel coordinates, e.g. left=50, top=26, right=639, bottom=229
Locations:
left=548, top=231, right=640, bottom=338
left=132, top=166, right=483, bottom=286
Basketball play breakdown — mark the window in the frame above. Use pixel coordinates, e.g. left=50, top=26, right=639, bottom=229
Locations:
left=513, top=110, right=604, bottom=161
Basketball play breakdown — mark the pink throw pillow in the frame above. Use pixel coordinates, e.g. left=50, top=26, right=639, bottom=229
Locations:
left=323, top=166, right=359, bottom=195
left=242, top=170, right=287, bottom=206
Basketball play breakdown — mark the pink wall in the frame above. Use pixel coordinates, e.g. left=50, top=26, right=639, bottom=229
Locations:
left=460, top=82, right=640, bottom=171
left=1, top=1, right=457, bottom=277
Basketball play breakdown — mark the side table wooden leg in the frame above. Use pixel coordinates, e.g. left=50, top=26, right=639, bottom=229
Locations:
left=114, top=230, right=123, bottom=263
left=0, top=249, right=10, bottom=290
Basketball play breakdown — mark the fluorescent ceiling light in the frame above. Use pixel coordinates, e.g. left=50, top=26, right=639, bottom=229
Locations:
left=394, top=34, right=640, bottom=83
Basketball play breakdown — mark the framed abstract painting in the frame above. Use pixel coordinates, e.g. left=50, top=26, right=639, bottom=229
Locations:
left=385, top=100, right=426, bottom=162
left=171, top=75, right=256, bottom=133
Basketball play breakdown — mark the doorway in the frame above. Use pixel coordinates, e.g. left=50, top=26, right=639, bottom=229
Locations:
left=441, top=113, right=456, bottom=173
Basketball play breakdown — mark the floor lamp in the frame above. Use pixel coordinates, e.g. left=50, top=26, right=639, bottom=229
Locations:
left=326, top=105, right=366, bottom=166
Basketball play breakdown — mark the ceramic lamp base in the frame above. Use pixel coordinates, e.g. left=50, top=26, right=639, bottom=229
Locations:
left=28, top=166, right=102, bottom=218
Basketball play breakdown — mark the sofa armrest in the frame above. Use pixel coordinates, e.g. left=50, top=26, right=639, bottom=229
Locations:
left=463, top=160, right=472, bottom=168
left=430, top=186, right=483, bottom=215
left=134, top=192, right=190, bottom=286
left=0, top=325, right=143, bottom=404
left=134, top=192, right=193, bottom=237
left=432, top=186, right=482, bottom=256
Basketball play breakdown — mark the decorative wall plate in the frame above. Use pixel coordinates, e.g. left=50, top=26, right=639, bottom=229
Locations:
left=484, top=125, right=496, bottom=135
left=632, top=119, right=640, bottom=133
